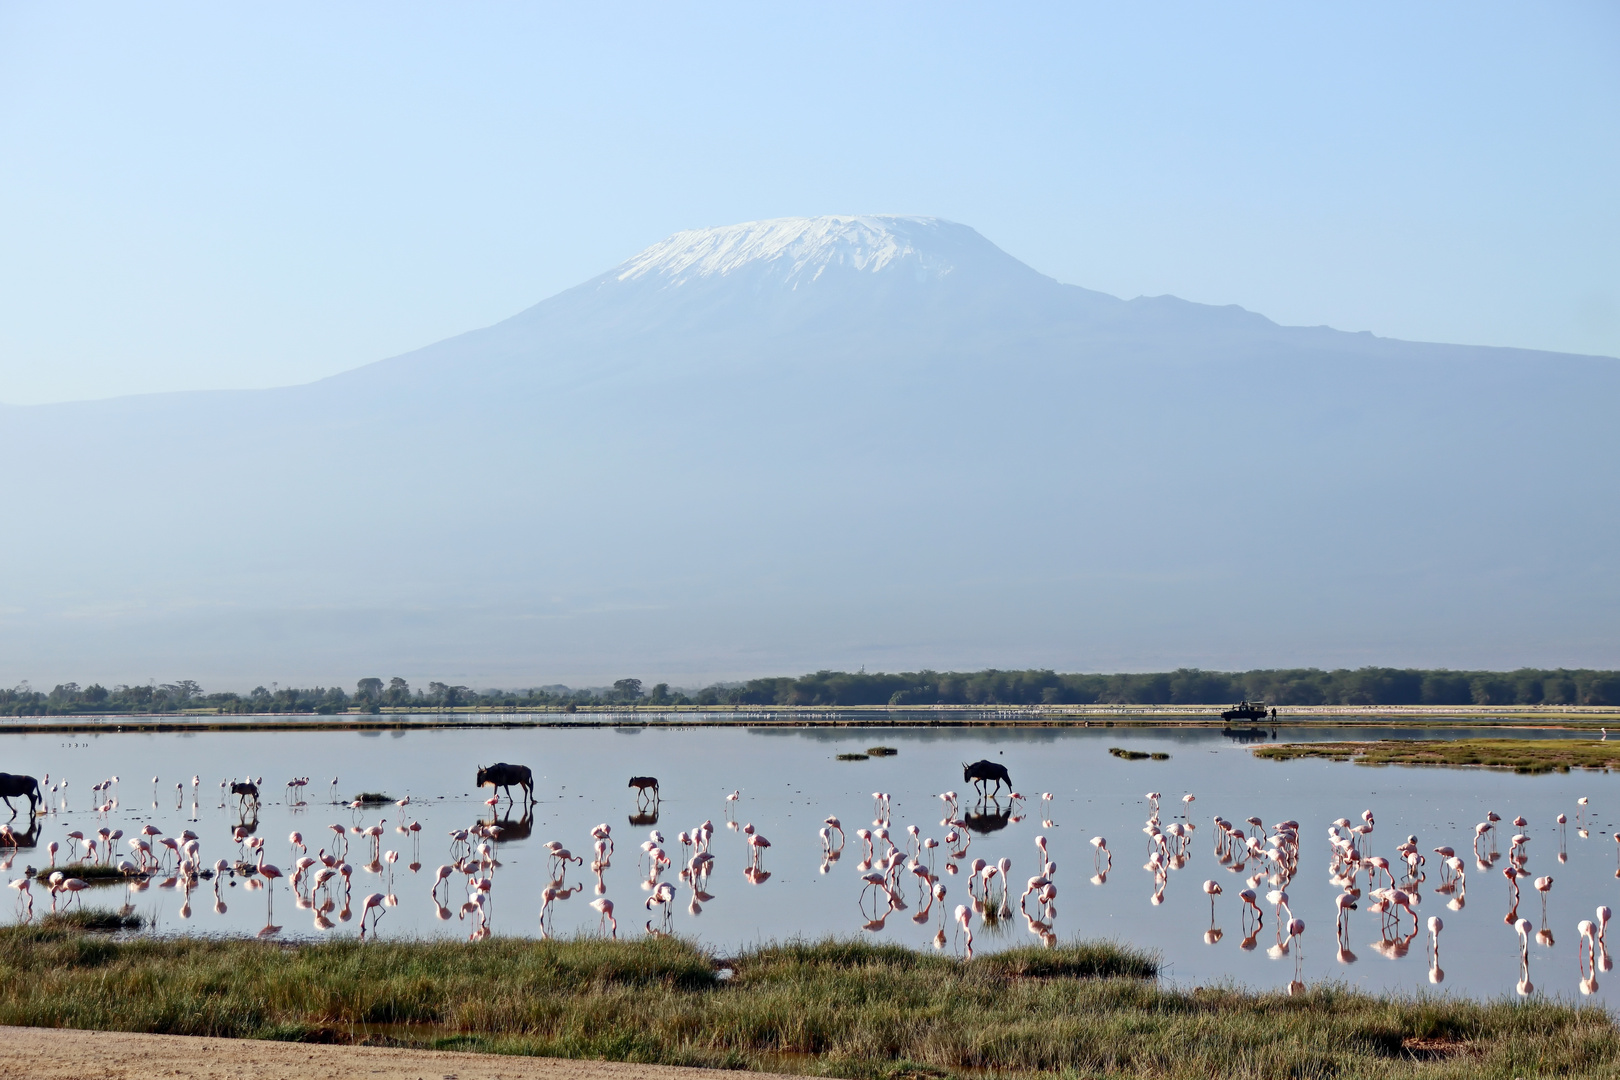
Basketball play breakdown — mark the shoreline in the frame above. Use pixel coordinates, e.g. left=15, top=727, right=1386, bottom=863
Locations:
left=0, top=705, right=1614, bottom=736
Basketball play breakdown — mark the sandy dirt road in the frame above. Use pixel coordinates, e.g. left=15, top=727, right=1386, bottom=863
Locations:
left=0, top=1026, right=776, bottom=1080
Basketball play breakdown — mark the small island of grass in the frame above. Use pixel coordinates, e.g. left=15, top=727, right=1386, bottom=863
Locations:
left=33, top=863, right=131, bottom=886
left=1256, top=737, right=1620, bottom=774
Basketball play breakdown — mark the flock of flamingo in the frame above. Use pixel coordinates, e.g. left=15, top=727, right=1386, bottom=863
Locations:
left=1, top=764, right=1615, bottom=998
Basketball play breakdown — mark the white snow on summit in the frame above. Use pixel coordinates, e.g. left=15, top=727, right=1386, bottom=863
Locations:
left=614, top=215, right=962, bottom=289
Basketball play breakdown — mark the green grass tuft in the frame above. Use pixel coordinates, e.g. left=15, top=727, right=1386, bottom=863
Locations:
left=34, top=863, right=130, bottom=885
left=352, top=792, right=393, bottom=804
left=865, top=746, right=899, bottom=756
left=836, top=753, right=870, bottom=761
left=36, top=908, right=144, bottom=932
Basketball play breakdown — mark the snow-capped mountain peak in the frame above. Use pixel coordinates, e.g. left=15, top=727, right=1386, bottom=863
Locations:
left=613, top=215, right=978, bottom=289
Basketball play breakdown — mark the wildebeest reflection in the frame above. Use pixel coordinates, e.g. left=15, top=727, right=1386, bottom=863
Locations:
left=483, top=809, right=533, bottom=842
left=964, top=799, right=1012, bottom=834
left=628, top=810, right=660, bottom=828
left=0, top=818, right=41, bottom=849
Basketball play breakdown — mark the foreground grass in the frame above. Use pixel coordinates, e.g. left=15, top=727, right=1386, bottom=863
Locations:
left=1256, top=737, right=1620, bottom=773
left=0, top=927, right=1616, bottom=1077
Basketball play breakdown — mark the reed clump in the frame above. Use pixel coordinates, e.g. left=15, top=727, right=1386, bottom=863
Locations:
left=352, top=792, right=393, bottom=804
left=0, top=930, right=1611, bottom=1077
left=1256, top=738, right=1620, bottom=773
left=36, top=908, right=144, bottom=932
left=33, top=863, right=129, bottom=886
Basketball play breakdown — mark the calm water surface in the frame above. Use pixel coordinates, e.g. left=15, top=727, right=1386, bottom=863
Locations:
left=3, top=724, right=1616, bottom=1007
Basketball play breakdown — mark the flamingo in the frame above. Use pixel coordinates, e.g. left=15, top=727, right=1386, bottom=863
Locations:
left=58, top=877, right=89, bottom=908
left=1202, top=879, right=1222, bottom=920
left=256, top=849, right=284, bottom=919
left=590, top=897, right=617, bottom=937
left=645, top=882, right=676, bottom=921
left=359, top=892, right=386, bottom=939
left=9, top=877, right=32, bottom=917
left=747, top=834, right=772, bottom=867
left=1533, top=876, right=1554, bottom=921
left=954, top=903, right=973, bottom=957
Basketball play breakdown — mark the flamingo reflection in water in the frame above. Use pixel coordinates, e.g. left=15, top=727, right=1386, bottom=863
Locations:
left=1513, top=917, right=1536, bottom=996
left=1578, top=918, right=1599, bottom=995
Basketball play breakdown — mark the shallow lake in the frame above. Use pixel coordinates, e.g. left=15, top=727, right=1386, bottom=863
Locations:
left=3, top=722, right=1616, bottom=1007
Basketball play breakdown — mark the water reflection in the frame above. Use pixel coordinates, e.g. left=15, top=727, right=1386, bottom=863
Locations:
left=3, top=723, right=1619, bottom=1004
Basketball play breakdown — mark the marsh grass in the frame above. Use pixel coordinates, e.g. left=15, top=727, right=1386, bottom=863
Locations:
left=37, top=908, right=143, bottom=932
left=352, top=792, right=394, bottom=804
left=837, top=753, right=870, bottom=761
left=1108, top=747, right=1150, bottom=760
left=34, top=863, right=129, bottom=886
left=0, top=929, right=1613, bottom=1076
left=866, top=746, right=899, bottom=756
left=1256, top=738, right=1620, bottom=774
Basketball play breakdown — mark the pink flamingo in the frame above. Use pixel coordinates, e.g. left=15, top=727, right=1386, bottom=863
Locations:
left=590, top=897, right=617, bottom=938
left=9, top=877, right=32, bottom=918
left=255, top=849, right=284, bottom=920
left=954, top=903, right=973, bottom=958
left=747, top=834, right=771, bottom=868
left=359, top=892, right=386, bottom=939
left=58, top=877, right=89, bottom=908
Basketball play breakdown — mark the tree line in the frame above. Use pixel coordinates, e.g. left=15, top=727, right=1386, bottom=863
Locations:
left=1, top=667, right=1618, bottom=717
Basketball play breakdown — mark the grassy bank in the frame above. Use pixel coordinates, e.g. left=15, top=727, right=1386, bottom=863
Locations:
left=1256, top=738, right=1620, bottom=773
left=0, top=925, right=1615, bottom=1077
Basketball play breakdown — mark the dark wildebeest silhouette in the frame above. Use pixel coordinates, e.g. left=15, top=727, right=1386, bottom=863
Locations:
left=962, top=759, right=1011, bottom=797
left=230, top=780, right=260, bottom=808
left=628, top=776, right=660, bottom=807
left=0, top=774, right=42, bottom=820
left=477, top=763, right=534, bottom=804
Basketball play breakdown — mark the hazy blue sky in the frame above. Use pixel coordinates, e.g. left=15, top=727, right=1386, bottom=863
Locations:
left=1, top=3, right=1615, bottom=404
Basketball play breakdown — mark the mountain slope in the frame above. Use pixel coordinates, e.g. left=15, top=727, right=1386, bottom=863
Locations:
left=1, top=216, right=1615, bottom=686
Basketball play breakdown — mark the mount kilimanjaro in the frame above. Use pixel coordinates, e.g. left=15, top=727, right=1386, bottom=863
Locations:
left=2, top=215, right=1616, bottom=685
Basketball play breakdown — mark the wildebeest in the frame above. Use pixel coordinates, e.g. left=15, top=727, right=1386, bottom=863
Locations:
left=477, top=763, right=535, bottom=804
left=230, top=781, right=260, bottom=807
left=628, top=776, right=660, bottom=806
left=0, top=773, right=42, bottom=819
left=962, top=759, right=1011, bottom=797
